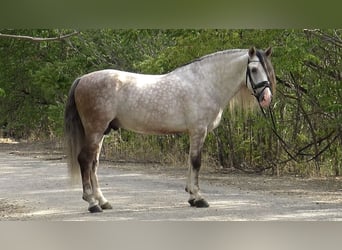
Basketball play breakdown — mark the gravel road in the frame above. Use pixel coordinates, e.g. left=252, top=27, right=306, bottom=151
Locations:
left=1, top=147, right=342, bottom=221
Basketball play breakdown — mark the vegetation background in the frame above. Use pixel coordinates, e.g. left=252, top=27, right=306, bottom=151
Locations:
left=0, top=29, right=340, bottom=176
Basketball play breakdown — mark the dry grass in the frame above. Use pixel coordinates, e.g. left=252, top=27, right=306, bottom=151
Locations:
left=100, top=132, right=189, bottom=167
left=0, top=137, right=18, bottom=144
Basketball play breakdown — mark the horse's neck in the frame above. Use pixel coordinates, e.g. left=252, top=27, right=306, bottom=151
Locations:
left=187, top=51, right=248, bottom=107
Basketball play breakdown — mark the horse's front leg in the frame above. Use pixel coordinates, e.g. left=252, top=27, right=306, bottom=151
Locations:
left=185, top=128, right=210, bottom=208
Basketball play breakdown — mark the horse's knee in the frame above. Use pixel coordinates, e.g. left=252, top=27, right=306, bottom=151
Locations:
left=77, top=149, right=88, bottom=167
left=191, top=153, right=202, bottom=171
left=78, top=148, right=92, bottom=167
left=78, top=145, right=98, bottom=168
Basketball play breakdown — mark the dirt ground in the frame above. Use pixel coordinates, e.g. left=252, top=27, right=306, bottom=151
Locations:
left=1, top=139, right=342, bottom=220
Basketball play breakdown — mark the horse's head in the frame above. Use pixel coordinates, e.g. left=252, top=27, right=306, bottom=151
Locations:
left=246, top=47, right=276, bottom=108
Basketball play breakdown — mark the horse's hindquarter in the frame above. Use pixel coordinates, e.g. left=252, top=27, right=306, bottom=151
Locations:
left=74, top=70, right=118, bottom=133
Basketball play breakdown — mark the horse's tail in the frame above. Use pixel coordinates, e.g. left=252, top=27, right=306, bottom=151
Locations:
left=64, top=78, right=83, bottom=184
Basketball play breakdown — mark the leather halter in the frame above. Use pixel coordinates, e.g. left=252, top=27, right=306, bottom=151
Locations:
left=246, top=51, right=272, bottom=102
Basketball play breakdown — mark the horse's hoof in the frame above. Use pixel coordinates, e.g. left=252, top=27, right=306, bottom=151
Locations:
left=88, top=204, right=103, bottom=213
left=188, top=198, right=196, bottom=207
left=194, top=199, right=209, bottom=208
left=100, top=202, right=113, bottom=210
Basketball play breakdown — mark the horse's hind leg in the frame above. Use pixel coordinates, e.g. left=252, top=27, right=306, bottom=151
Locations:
left=91, top=136, right=112, bottom=210
left=78, top=133, right=105, bottom=213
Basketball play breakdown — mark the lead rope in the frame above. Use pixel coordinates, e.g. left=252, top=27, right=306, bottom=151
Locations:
left=258, top=104, right=298, bottom=163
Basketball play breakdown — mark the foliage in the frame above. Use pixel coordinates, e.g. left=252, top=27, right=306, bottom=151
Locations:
left=0, top=29, right=341, bottom=176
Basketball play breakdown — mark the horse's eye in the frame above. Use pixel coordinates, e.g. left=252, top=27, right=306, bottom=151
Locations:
left=251, top=67, right=257, bottom=73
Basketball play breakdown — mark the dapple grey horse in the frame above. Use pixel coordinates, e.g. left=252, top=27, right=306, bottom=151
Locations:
left=64, top=47, right=276, bottom=212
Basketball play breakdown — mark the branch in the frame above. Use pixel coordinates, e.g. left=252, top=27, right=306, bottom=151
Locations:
left=296, top=130, right=335, bottom=156
left=276, top=75, right=308, bottom=94
left=0, top=31, right=79, bottom=42
left=304, top=29, right=342, bottom=48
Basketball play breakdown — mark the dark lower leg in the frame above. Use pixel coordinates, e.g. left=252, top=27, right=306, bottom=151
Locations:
left=186, top=152, right=209, bottom=208
left=186, top=130, right=209, bottom=208
left=78, top=146, right=102, bottom=212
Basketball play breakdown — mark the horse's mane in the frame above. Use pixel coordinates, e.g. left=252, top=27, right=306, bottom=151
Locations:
left=174, top=49, right=247, bottom=72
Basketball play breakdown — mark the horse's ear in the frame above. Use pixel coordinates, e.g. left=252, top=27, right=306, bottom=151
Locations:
left=248, top=47, right=256, bottom=57
left=265, top=47, right=272, bottom=57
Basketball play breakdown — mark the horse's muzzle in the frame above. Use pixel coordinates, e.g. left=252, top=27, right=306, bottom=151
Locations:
left=259, top=87, right=272, bottom=108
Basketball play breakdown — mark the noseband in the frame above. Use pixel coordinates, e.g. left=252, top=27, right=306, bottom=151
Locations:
left=246, top=51, right=272, bottom=102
